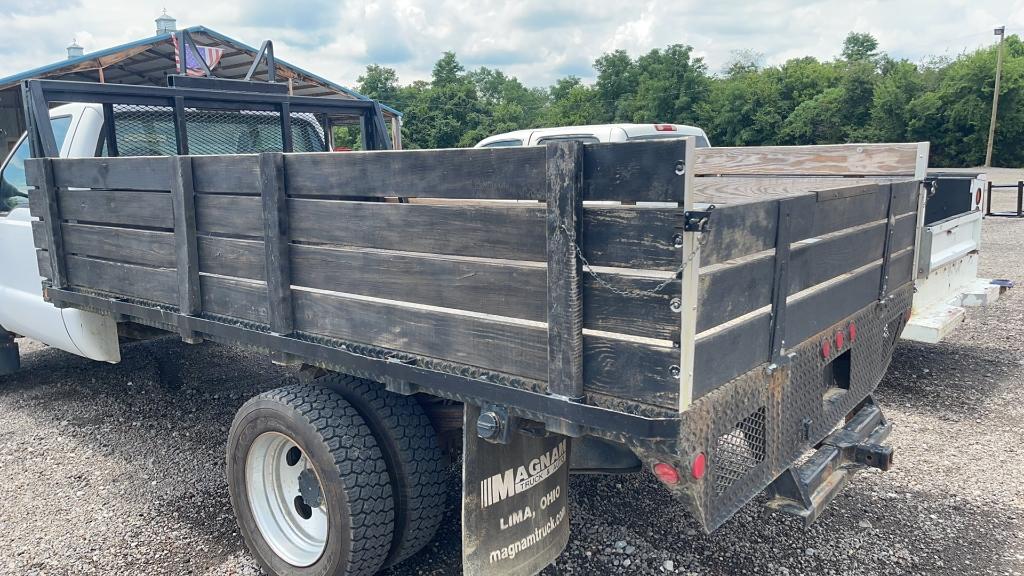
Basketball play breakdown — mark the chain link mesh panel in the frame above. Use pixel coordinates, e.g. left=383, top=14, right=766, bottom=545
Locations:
left=106, top=105, right=326, bottom=156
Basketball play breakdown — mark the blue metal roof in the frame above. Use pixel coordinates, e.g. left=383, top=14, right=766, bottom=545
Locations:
left=0, top=25, right=402, bottom=117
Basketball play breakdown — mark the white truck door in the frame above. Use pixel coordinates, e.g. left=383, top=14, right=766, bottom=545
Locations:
left=0, top=109, right=119, bottom=362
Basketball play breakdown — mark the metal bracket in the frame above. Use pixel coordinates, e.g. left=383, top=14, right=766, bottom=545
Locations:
left=683, top=205, right=715, bottom=232
left=476, top=404, right=516, bottom=445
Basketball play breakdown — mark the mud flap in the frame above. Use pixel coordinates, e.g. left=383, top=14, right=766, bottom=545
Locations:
left=462, top=405, right=571, bottom=576
left=0, top=332, right=19, bottom=376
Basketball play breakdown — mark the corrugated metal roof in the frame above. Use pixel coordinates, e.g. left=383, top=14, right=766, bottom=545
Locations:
left=0, top=25, right=401, bottom=117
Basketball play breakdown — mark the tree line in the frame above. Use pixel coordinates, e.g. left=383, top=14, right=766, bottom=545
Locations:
left=342, top=32, right=1022, bottom=167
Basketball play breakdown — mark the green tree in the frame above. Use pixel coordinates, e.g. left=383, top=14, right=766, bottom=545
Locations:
left=842, top=32, right=879, bottom=62
left=594, top=49, right=636, bottom=121
left=543, top=77, right=604, bottom=126
left=625, top=45, right=710, bottom=123
left=357, top=64, right=401, bottom=107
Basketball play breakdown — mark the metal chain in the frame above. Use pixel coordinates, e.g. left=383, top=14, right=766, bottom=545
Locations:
left=561, top=223, right=707, bottom=300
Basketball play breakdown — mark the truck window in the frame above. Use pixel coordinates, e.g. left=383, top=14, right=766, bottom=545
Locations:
left=100, top=106, right=326, bottom=156
left=628, top=133, right=711, bottom=148
left=0, top=115, right=73, bottom=213
left=536, top=135, right=599, bottom=145
left=481, top=139, right=523, bottom=148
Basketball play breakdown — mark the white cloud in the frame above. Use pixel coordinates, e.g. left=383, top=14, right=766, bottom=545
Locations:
left=0, top=0, right=1021, bottom=88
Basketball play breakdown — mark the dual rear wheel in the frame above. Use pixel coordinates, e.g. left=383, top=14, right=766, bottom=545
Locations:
left=227, top=376, right=447, bottom=576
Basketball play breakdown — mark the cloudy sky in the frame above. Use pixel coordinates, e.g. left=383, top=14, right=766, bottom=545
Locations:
left=0, top=0, right=1021, bottom=88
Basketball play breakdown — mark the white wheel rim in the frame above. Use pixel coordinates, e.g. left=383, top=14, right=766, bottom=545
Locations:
left=245, top=431, right=329, bottom=567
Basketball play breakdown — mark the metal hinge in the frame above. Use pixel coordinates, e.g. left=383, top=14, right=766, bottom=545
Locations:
left=683, top=205, right=715, bottom=232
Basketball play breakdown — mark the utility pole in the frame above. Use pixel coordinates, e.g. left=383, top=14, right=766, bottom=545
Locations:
left=985, top=26, right=1006, bottom=168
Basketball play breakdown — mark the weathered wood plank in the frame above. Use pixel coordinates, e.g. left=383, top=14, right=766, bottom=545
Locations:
left=201, top=275, right=268, bottom=323
left=693, top=311, right=772, bottom=399
left=26, top=157, right=173, bottom=191
left=260, top=152, right=294, bottom=339
left=191, top=155, right=261, bottom=194
left=288, top=200, right=681, bottom=270
left=170, top=156, right=202, bottom=342
left=35, top=249, right=52, bottom=280
left=696, top=211, right=917, bottom=333
left=288, top=245, right=679, bottom=340
left=697, top=255, right=774, bottom=333
left=697, top=182, right=918, bottom=265
left=36, top=158, right=67, bottom=288
left=545, top=141, right=584, bottom=398
left=695, top=143, right=923, bottom=177
left=56, top=223, right=174, bottom=267
left=692, top=176, right=901, bottom=205
left=198, top=236, right=265, bottom=280
left=784, top=262, right=883, bottom=348
left=195, top=194, right=262, bottom=236
left=65, top=255, right=176, bottom=304
left=699, top=200, right=778, bottom=266
left=276, top=139, right=686, bottom=201
left=284, top=147, right=546, bottom=199
left=57, top=189, right=173, bottom=228
left=291, top=289, right=679, bottom=408
left=581, top=139, right=685, bottom=201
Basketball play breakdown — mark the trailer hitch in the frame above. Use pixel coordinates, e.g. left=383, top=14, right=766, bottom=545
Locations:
left=764, top=396, right=893, bottom=524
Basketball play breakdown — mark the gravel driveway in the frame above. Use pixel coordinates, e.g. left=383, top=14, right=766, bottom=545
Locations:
left=2, top=184, right=1023, bottom=576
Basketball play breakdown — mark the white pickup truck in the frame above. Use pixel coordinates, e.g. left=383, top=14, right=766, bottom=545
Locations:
left=0, top=102, right=329, bottom=374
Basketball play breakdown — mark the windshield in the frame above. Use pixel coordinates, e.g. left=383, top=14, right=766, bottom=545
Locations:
left=101, top=106, right=327, bottom=156
left=1, top=115, right=73, bottom=212
left=629, top=132, right=710, bottom=147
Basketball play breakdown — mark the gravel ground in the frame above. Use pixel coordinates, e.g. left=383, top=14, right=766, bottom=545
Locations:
left=2, top=175, right=1023, bottom=576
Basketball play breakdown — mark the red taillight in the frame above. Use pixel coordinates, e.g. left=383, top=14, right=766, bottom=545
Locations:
left=654, top=124, right=676, bottom=132
left=848, top=322, right=857, bottom=343
left=835, top=330, right=845, bottom=349
left=653, top=463, right=680, bottom=485
left=691, top=453, right=707, bottom=479
left=975, top=188, right=983, bottom=208
left=821, top=338, right=832, bottom=358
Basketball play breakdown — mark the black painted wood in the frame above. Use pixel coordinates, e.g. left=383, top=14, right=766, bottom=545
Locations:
left=581, top=140, right=685, bottom=202
left=192, top=155, right=261, bottom=194
left=693, top=312, right=772, bottom=398
left=769, top=199, right=794, bottom=360
left=285, top=147, right=546, bottom=199
left=287, top=200, right=680, bottom=270
left=545, top=141, right=585, bottom=399
left=278, top=139, right=686, bottom=201
left=170, top=156, right=202, bottom=342
left=173, top=96, right=189, bottom=155
left=27, top=157, right=173, bottom=192
left=65, top=255, right=177, bottom=304
left=53, top=189, right=173, bottom=228
left=290, top=289, right=679, bottom=408
left=260, top=152, right=294, bottom=343
left=36, top=158, right=67, bottom=288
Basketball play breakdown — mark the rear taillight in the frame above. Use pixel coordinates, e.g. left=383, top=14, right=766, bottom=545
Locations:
left=654, top=124, right=676, bottom=131
left=691, top=453, right=707, bottom=479
left=975, top=187, right=983, bottom=208
left=653, top=463, right=680, bottom=485
left=848, top=321, right=857, bottom=343
left=835, top=330, right=845, bottom=349
left=821, top=338, right=832, bottom=358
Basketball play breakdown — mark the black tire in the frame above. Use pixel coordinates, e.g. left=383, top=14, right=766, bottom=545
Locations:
left=318, top=373, right=448, bottom=566
left=227, top=384, right=395, bottom=576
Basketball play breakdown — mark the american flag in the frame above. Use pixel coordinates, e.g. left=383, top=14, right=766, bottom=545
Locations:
left=170, top=35, right=225, bottom=77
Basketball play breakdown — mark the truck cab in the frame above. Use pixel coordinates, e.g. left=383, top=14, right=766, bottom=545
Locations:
left=0, top=104, right=121, bottom=364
